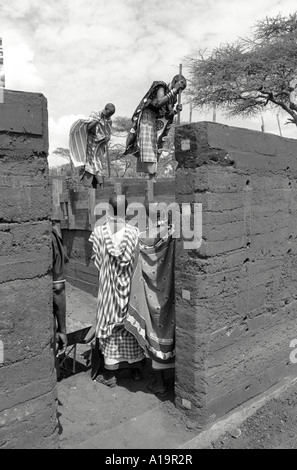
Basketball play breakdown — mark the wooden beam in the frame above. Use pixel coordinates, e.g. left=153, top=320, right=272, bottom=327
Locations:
left=67, top=189, right=76, bottom=230
left=88, top=188, right=96, bottom=230
left=177, top=63, right=183, bottom=125
left=114, top=182, right=123, bottom=195
left=147, top=180, right=154, bottom=203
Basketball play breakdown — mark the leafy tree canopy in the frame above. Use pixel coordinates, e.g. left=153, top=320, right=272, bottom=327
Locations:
left=186, top=12, right=297, bottom=125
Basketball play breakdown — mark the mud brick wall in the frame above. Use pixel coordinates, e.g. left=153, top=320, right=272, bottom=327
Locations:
left=174, top=121, right=297, bottom=426
left=0, top=90, right=58, bottom=448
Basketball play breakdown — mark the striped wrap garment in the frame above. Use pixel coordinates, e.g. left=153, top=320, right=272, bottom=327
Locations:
left=89, top=222, right=140, bottom=340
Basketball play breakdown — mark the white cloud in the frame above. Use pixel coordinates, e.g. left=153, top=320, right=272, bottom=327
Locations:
left=48, top=114, right=86, bottom=153
left=1, top=0, right=297, bottom=157
left=4, top=43, right=44, bottom=92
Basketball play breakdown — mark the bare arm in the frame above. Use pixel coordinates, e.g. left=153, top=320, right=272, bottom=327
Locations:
left=153, top=80, right=186, bottom=109
left=154, top=86, right=177, bottom=108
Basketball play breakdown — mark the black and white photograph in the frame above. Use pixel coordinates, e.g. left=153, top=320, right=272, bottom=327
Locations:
left=1, top=0, right=297, bottom=452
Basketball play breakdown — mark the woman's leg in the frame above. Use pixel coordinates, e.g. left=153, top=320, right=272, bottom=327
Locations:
left=153, top=370, right=165, bottom=390
left=94, top=173, right=104, bottom=188
left=147, top=370, right=167, bottom=396
left=138, top=109, right=158, bottom=178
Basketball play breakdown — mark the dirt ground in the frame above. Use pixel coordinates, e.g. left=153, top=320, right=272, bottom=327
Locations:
left=57, top=283, right=198, bottom=449
left=57, top=283, right=297, bottom=449
left=206, top=386, right=297, bottom=449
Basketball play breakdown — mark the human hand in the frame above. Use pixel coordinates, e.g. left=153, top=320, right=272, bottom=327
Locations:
left=100, top=136, right=110, bottom=144
left=176, top=104, right=183, bottom=112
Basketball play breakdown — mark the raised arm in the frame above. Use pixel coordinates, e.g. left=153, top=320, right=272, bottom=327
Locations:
left=153, top=80, right=186, bottom=109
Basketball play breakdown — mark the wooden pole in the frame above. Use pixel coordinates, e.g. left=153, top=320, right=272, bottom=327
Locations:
left=276, top=113, right=282, bottom=137
left=189, top=101, right=193, bottom=123
left=261, top=115, right=265, bottom=133
left=67, top=189, right=76, bottom=230
left=213, top=103, right=217, bottom=123
left=106, top=145, right=111, bottom=179
left=147, top=180, right=154, bottom=203
left=103, top=116, right=111, bottom=178
left=88, top=188, right=96, bottom=230
left=114, top=182, right=123, bottom=195
left=177, top=63, right=182, bottom=125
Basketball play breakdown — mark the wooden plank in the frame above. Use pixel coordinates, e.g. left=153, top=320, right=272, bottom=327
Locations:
left=60, top=220, right=69, bottom=230
left=67, top=260, right=98, bottom=277
left=154, top=181, right=176, bottom=196
left=52, top=179, right=63, bottom=206
left=70, top=191, right=89, bottom=203
left=65, top=265, right=98, bottom=286
left=95, top=186, right=117, bottom=201
left=72, top=209, right=90, bottom=230
left=67, top=190, right=76, bottom=230
left=62, top=178, right=175, bottom=230
left=126, top=195, right=146, bottom=205
left=88, top=188, right=96, bottom=230
left=147, top=180, right=154, bottom=203
left=70, top=200, right=90, bottom=210
left=114, top=182, right=123, bottom=195
left=66, top=275, right=98, bottom=297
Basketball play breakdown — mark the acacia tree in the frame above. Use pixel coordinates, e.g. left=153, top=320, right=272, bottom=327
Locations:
left=187, top=12, right=297, bottom=126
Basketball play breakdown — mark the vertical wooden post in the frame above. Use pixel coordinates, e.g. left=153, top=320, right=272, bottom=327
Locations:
left=88, top=188, right=96, bottom=230
left=67, top=189, right=76, bottom=230
left=147, top=180, right=154, bottom=203
left=261, top=115, right=265, bottom=133
left=52, top=178, right=63, bottom=220
left=177, top=63, right=183, bottom=126
left=114, top=182, right=123, bottom=195
left=213, top=103, right=217, bottom=123
left=73, top=344, right=77, bottom=374
left=276, top=113, right=282, bottom=136
left=189, top=101, right=193, bottom=123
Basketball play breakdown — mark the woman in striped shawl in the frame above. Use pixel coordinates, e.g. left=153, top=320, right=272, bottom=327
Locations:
left=69, top=103, right=115, bottom=189
left=87, top=196, right=145, bottom=387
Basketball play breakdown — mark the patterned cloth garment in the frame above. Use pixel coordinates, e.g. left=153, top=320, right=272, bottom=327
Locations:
left=89, top=220, right=144, bottom=363
left=123, top=81, right=177, bottom=163
left=125, top=223, right=176, bottom=366
left=69, top=111, right=112, bottom=174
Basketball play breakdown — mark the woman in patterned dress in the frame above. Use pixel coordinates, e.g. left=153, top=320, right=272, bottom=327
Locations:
left=87, top=196, right=145, bottom=387
left=123, top=75, right=187, bottom=181
left=69, top=103, right=115, bottom=189
left=125, top=205, right=176, bottom=396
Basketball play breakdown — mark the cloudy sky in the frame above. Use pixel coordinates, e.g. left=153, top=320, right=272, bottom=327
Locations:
left=1, top=0, right=297, bottom=166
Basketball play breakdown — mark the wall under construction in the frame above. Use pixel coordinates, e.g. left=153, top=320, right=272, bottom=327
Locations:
left=0, top=90, right=58, bottom=449
left=51, top=121, right=297, bottom=430
left=60, top=179, right=176, bottom=296
left=174, top=122, right=297, bottom=425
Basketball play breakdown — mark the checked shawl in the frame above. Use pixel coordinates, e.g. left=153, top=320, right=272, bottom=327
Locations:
left=123, top=81, right=177, bottom=159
